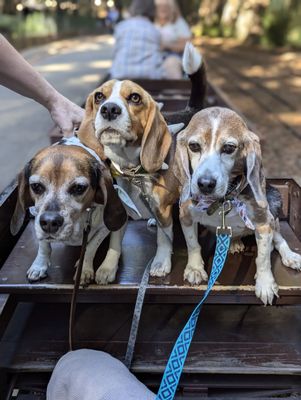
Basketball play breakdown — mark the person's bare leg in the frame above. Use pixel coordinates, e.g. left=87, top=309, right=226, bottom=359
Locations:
left=162, top=55, right=183, bottom=79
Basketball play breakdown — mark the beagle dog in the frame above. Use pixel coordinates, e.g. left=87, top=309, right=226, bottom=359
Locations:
left=78, top=43, right=206, bottom=282
left=177, top=106, right=301, bottom=305
left=10, top=138, right=127, bottom=284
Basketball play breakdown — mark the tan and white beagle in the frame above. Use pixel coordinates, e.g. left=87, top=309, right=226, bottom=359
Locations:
left=177, top=106, right=301, bottom=305
left=11, top=138, right=127, bottom=284
left=78, top=43, right=205, bottom=280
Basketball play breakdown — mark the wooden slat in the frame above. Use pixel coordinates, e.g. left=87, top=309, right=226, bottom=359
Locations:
left=1, top=303, right=301, bottom=376
left=0, top=217, right=300, bottom=304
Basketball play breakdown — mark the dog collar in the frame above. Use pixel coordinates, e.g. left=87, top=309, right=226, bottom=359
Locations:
left=204, top=176, right=248, bottom=216
left=55, top=136, right=102, bottom=164
left=110, top=160, right=168, bottom=179
left=193, top=196, right=255, bottom=230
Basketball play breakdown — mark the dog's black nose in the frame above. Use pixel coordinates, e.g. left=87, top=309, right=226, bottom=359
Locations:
left=100, top=102, right=122, bottom=121
left=40, top=212, right=64, bottom=234
left=198, top=177, right=217, bottom=194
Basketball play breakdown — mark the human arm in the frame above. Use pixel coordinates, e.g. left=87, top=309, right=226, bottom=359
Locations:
left=161, top=37, right=190, bottom=53
left=0, top=34, right=84, bottom=136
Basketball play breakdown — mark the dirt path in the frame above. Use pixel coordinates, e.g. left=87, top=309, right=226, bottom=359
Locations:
left=198, top=37, right=301, bottom=185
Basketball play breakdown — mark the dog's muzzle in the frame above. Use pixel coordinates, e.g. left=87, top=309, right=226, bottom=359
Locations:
left=39, top=211, right=64, bottom=234
left=100, top=102, right=122, bottom=121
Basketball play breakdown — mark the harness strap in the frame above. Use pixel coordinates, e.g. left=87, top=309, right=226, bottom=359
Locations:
left=156, top=233, right=231, bottom=400
left=68, top=207, right=94, bottom=351
left=124, top=257, right=153, bottom=369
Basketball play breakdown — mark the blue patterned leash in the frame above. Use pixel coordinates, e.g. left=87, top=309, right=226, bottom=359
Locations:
left=156, top=201, right=232, bottom=400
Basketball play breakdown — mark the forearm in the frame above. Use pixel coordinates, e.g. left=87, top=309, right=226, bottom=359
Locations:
left=0, top=34, right=58, bottom=110
left=163, top=38, right=190, bottom=53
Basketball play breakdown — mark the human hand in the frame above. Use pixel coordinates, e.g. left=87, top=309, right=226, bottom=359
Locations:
left=48, top=93, right=85, bottom=137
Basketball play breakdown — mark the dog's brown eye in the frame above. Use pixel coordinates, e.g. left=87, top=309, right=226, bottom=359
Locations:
left=188, top=142, right=201, bottom=152
left=94, top=92, right=105, bottom=104
left=128, top=93, right=141, bottom=104
left=69, top=184, right=88, bottom=196
left=222, top=144, right=237, bottom=154
left=30, top=183, right=45, bottom=195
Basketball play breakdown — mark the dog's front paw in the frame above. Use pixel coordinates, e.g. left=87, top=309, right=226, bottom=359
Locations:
left=95, top=263, right=118, bottom=285
left=229, top=239, right=245, bottom=255
left=150, top=256, right=171, bottom=277
left=281, top=250, right=301, bottom=271
left=147, top=218, right=157, bottom=228
left=27, top=263, right=49, bottom=282
left=184, top=264, right=208, bottom=285
left=80, top=268, right=95, bottom=285
left=255, top=272, right=279, bottom=305
left=95, top=250, right=120, bottom=285
left=74, top=260, right=95, bottom=285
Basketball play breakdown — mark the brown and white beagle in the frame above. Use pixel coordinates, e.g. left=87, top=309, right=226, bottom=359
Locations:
left=78, top=43, right=205, bottom=281
left=11, top=137, right=127, bottom=284
left=177, top=106, right=301, bottom=305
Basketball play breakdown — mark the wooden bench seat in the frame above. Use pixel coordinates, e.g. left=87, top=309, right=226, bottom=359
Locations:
left=0, top=180, right=300, bottom=305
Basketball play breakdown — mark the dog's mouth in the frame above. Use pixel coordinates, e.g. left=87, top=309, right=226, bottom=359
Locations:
left=192, top=175, right=245, bottom=204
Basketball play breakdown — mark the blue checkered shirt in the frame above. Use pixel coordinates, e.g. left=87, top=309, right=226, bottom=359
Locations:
left=111, top=16, right=164, bottom=79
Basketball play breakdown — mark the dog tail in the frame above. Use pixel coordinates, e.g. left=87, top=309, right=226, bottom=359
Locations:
left=182, top=42, right=206, bottom=110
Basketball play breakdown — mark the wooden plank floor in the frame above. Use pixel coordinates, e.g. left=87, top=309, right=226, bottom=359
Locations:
left=1, top=302, right=301, bottom=376
left=0, top=217, right=300, bottom=304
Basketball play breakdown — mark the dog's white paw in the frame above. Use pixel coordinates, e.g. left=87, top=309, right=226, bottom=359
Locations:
left=95, top=249, right=120, bottom=285
left=80, top=268, right=95, bottom=285
left=150, top=256, right=171, bottom=277
left=95, top=262, right=118, bottom=285
left=184, top=264, right=208, bottom=285
left=255, top=271, right=279, bottom=305
left=147, top=218, right=157, bottom=228
left=74, top=260, right=95, bottom=285
left=281, top=250, right=301, bottom=271
left=27, top=263, right=49, bottom=281
left=229, top=239, right=245, bottom=255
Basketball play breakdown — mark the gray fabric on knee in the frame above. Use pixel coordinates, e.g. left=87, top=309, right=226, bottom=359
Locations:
left=47, top=349, right=155, bottom=400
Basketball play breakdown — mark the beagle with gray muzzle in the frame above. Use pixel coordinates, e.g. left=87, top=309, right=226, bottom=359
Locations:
left=10, top=138, right=127, bottom=284
left=177, top=106, right=301, bottom=305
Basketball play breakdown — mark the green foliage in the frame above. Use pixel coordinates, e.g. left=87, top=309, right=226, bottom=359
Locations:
left=12, top=12, right=57, bottom=39
left=261, top=0, right=301, bottom=47
left=0, top=14, right=20, bottom=34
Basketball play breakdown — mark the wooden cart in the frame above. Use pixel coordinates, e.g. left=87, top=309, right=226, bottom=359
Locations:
left=0, top=79, right=301, bottom=400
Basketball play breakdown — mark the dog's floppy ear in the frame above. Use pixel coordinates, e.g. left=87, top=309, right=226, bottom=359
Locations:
left=10, top=162, right=33, bottom=235
left=140, top=100, right=172, bottom=173
left=243, top=131, right=267, bottom=208
left=176, top=129, right=192, bottom=203
left=77, top=92, right=106, bottom=160
left=93, top=164, right=127, bottom=231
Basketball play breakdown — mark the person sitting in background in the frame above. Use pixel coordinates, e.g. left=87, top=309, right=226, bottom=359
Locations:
left=155, top=0, right=192, bottom=79
left=110, top=0, right=164, bottom=80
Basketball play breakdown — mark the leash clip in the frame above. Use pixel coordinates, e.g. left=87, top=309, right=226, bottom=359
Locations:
left=216, top=200, right=232, bottom=236
left=84, top=207, right=94, bottom=232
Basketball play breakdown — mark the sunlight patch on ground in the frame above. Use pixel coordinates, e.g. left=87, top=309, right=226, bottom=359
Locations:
left=279, top=112, right=301, bottom=128
left=244, top=65, right=264, bottom=78
left=264, top=80, right=279, bottom=89
left=37, top=63, right=74, bottom=72
left=69, top=74, right=100, bottom=85
left=89, top=60, right=112, bottom=69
